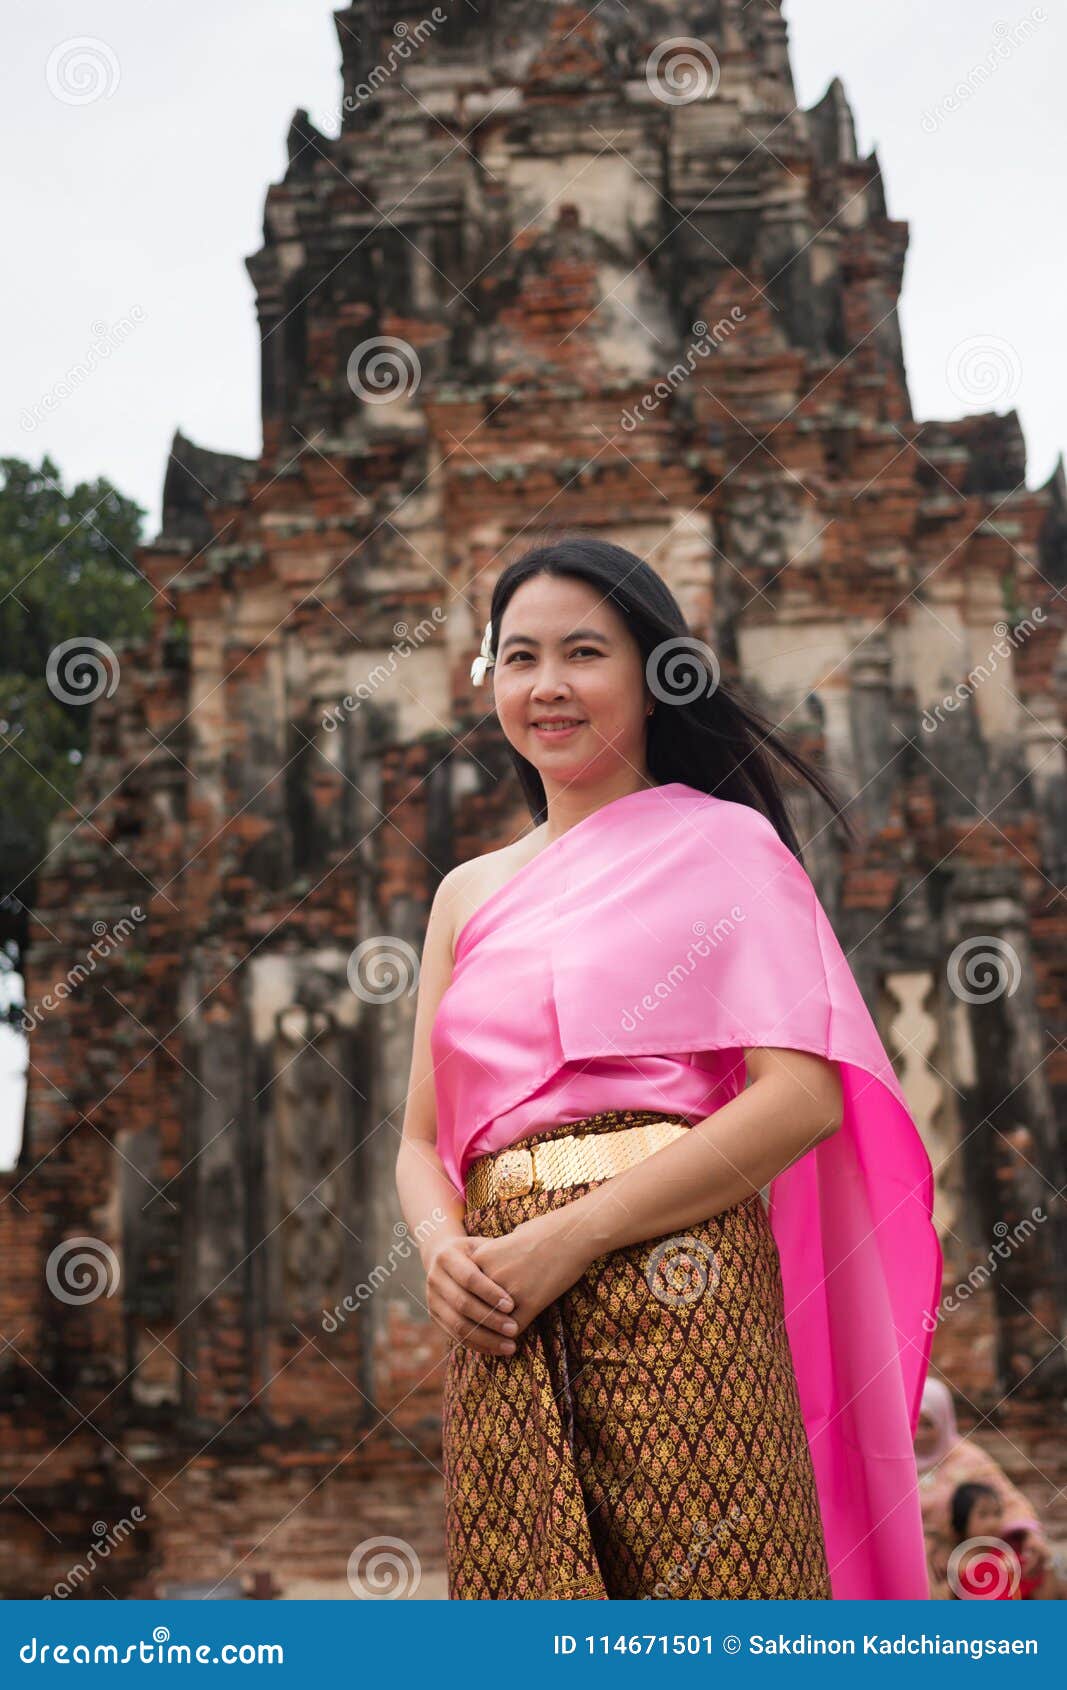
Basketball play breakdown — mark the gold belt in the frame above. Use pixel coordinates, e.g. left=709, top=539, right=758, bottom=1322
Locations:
left=464, top=1119, right=692, bottom=1207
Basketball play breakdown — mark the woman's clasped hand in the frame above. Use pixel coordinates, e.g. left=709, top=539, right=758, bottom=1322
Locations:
left=422, top=1212, right=588, bottom=1356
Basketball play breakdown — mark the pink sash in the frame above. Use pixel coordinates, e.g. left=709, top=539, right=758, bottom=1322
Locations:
left=431, top=781, right=942, bottom=1599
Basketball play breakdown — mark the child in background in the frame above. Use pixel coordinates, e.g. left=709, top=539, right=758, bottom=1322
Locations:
left=949, top=1483, right=1022, bottom=1599
left=1002, top=1526, right=1046, bottom=1599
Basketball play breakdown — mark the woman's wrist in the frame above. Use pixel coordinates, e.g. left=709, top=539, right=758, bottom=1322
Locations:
left=419, top=1218, right=467, bottom=1273
left=533, top=1200, right=598, bottom=1276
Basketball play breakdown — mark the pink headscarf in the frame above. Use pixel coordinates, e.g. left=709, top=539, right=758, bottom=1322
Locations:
left=917, top=1377, right=960, bottom=1473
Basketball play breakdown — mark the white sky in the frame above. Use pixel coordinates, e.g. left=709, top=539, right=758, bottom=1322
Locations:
left=1, top=0, right=1063, bottom=1165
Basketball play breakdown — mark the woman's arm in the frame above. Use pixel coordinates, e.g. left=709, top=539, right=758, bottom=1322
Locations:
left=468, top=1048, right=843, bottom=1333
left=394, top=866, right=520, bottom=1357
left=562, top=1047, right=842, bottom=1257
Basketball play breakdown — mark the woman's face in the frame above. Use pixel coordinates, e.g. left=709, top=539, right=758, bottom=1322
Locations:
left=492, top=574, right=652, bottom=787
left=914, top=1409, right=940, bottom=1457
left=967, top=1492, right=1003, bottom=1537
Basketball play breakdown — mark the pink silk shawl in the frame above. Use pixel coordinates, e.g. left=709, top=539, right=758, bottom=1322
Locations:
left=431, top=780, right=943, bottom=1600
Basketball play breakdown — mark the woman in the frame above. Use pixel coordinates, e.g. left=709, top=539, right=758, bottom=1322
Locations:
left=917, top=1378, right=1055, bottom=1599
left=395, top=534, right=941, bottom=1600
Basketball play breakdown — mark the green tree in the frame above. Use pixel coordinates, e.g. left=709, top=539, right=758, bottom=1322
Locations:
left=0, top=454, right=151, bottom=1013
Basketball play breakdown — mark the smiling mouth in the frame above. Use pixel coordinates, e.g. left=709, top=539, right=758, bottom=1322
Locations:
left=530, top=719, right=585, bottom=731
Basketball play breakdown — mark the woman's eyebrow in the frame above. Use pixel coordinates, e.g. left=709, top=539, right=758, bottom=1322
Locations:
left=498, top=627, right=610, bottom=652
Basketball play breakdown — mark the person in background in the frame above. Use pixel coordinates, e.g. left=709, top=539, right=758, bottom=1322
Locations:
left=1002, top=1525, right=1048, bottom=1600
left=948, top=1483, right=1020, bottom=1599
left=916, top=1378, right=1058, bottom=1599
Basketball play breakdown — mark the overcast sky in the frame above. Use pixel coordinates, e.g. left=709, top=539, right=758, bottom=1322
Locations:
left=1, top=0, right=1063, bottom=1165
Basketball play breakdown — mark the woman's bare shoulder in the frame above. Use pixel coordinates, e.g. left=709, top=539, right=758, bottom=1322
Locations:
left=440, top=829, right=549, bottom=959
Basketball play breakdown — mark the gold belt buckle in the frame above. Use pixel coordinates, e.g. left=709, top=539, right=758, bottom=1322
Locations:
left=493, top=1145, right=536, bottom=1199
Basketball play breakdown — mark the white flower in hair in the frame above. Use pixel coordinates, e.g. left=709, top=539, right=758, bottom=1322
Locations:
left=470, top=618, right=495, bottom=686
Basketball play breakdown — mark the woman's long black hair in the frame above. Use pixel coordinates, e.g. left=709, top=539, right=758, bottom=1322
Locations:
left=482, top=531, right=857, bottom=863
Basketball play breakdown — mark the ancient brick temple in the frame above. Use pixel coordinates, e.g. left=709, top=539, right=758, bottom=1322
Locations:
left=2, top=0, right=1065, bottom=1598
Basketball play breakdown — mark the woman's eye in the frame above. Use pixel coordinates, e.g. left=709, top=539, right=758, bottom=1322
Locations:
left=504, top=647, right=599, bottom=663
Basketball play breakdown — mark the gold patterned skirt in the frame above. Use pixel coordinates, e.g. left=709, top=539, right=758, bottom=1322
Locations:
left=442, top=1107, right=832, bottom=1600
